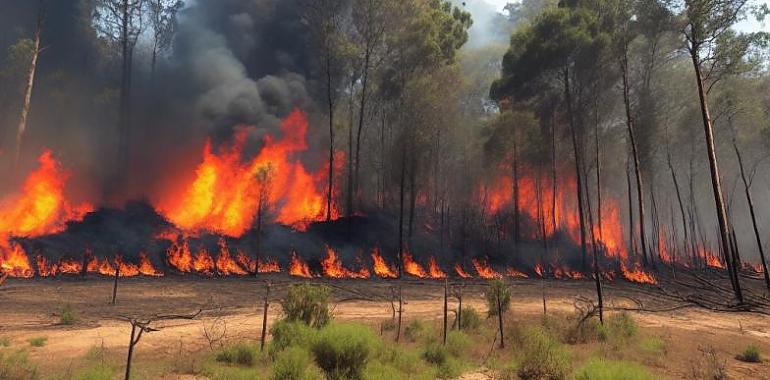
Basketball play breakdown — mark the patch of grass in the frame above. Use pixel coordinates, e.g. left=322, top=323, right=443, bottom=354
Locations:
left=27, top=337, right=47, bottom=348
left=517, top=327, right=571, bottom=380
left=281, top=283, right=332, bottom=328
left=0, top=349, right=39, bottom=380
left=269, top=320, right=318, bottom=357
left=202, top=363, right=265, bottom=380
left=638, top=337, right=666, bottom=355
left=271, top=346, right=324, bottom=380
left=378, top=346, right=424, bottom=374
left=60, top=304, right=77, bottom=325
left=458, top=307, right=482, bottom=331
left=310, top=323, right=380, bottom=380
left=435, top=357, right=462, bottom=379
left=73, top=364, right=116, bottom=380
left=0, top=337, right=10, bottom=347
left=737, top=344, right=762, bottom=363
left=445, top=330, right=470, bottom=357
left=575, top=358, right=657, bottom=380
left=485, top=279, right=511, bottom=316
left=421, top=343, right=448, bottom=365
left=215, top=343, right=258, bottom=366
left=381, top=319, right=396, bottom=332
left=404, top=319, right=431, bottom=343
left=598, top=313, right=638, bottom=349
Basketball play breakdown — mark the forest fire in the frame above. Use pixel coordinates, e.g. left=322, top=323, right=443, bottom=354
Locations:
left=472, top=258, right=502, bottom=279
left=371, top=248, right=398, bottom=278
left=620, top=262, right=657, bottom=285
left=289, top=251, right=312, bottom=278
left=321, top=246, right=370, bottom=279
left=402, top=252, right=428, bottom=278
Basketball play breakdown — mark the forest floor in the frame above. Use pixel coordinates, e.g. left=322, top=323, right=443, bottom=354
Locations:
left=1, top=274, right=770, bottom=379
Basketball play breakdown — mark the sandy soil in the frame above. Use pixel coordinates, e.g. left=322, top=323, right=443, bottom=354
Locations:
left=1, top=275, right=770, bottom=379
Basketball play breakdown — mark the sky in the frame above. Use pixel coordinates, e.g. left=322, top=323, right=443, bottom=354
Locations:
left=482, top=0, right=770, bottom=33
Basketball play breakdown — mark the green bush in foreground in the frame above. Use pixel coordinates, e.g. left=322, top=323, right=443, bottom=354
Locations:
left=517, top=328, right=571, bottom=380
left=215, top=343, right=257, bottom=366
left=485, top=279, right=511, bottom=316
left=27, top=337, right=47, bottom=348
left=446, top=330, right=471, bottom=357
left=458, top=307, right=482, bottom=330
left=421, top=343, right=448, bottom=365
left=599, top=313, right=637, bottom=344
left=73, top=364, right=115, bottom=380
left=0, top=337, right=10, bottom=347
left=0, top=349, right=38, bottom=380
left=737, top=344, right=762, bottom=363
left=311, top=323, right=380, bottom=380
left=575, top=358, right=656, bottom=380
left=269, top=320, right=318, bottom=357
left=404, top=319, right=430, bottom=342
left=271, top=347, right=324, bottom=380
left=281, top=284, right=332, bottom=328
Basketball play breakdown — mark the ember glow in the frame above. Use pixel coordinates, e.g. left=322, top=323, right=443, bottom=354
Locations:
left=472, top=258, right=502, bottom=279
left=371, top=248, right=398, bottom=279
left=620, top=262, right=657, bottom=285
left=321, top=246, right=370, bottom=279
left=402, top=252, right=428, bottom=278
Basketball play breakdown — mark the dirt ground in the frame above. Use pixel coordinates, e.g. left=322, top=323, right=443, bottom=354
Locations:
left=2, top=275, right=770, bottom=379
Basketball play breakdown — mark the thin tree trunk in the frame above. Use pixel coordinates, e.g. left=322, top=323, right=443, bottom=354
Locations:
left=326, top=54, right=335, bottom=222
left=396, top=284, right=403, bottom=342
left=260, top=282, right=270, bottom=351
left=15, top=4, right=43, bottom=169
left=667, top=145, right=690, bottom=267
left=354, top=49, right=371, bottom=199
left=347, top=79, right=355, bottom=223
left=564, top=67, right=588, bottom=272
left=733, top=142, right=770, bottom=288
left=496, top=292, right=505, bottom=349
left=512, top=137, right=521, bottom=250
left=398, top=149, right=406, bottom=277
left=443, top=279, right=448, bottom=345
left=689, top=47, right=743, bottom=303
left=124, top=324, right=137, bottom=380
left=626, top=155, right=638, bottom=259
left=582, top=151, right=604, bottom=324
left=620, top=57, right=649, bottom=267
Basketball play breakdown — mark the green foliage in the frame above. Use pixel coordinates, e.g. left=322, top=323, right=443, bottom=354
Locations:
left=458, top=307, right=483, bottom=331
left=26, top=337, right=46, bottom=348
left=0, top=349, right=38, bottom=380
left=310, top=323, right=380, bottom=380
left=280, top=284, right=332, bottom=328
left=517, top=328, right=571, bottom=380
left=638, top=337, right=666, bottom=355
left=0, top=337, right=10, bottom=347
left=60, top=304, right=77, bottom=325
left=445, top=330, right=470, bottom=357
left=421, top=343, right=448, bottom=365
left=378, top=346, right=424, bottom=374
left=737, top=344, right=762, bottom=363
left=599, top=313, right=637, bottom=346
left=404, top=319, right=431, bottom=342
left=269, top=320, right=318, bottom=357
left=215, top=343, right=258, bottom=366
left=73, top=364, right=116, bottom=380
left=271, top=347, right=324, bottom=380
left=485, top=279, right=511, bottom=316
left=435, top=357, right=462, bottom=379
left=575, top=358, right=656, bottom=380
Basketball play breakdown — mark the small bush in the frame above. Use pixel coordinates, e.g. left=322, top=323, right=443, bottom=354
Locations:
left=435, top=358, right=462, bottom=379
left=458, top=307, right=482, bottom=330
left=311, top=323, right=379, bottom=380
left=27, top=337, right=47, bottom=347
left=362, top=360, right=404, bottom=380
left=73, top=364, right=116, bottom=380
left=281, top=284, right=332, bottom=328
left=517, top=328, right=571, bottom=380
left=575, top=358, right=656, bottom=380
left=0, top=349, right=38, bottom=380
left=271, top=347, right=324, bottom=380
left=381, top=319, right=396, bottom=332
left=445, top=330, right=470, bottom=357
left=60, top=304, right=77, bottom=325
left=485, top=279, right=511, bottom=316
left=605, top=313, right=637, bottom=340
left=404, top=319, right=430, bottom=342
left=379, top=346, right=423, bottom=374
left=0, top=337, right=10, bottom=347
left=737, top=344, right=762, bottom=363
left=421, top=343, right=448, bottom=365
left=269, top=320, right=318, bottom=357
left=215, top=343, right=257, bottom=366
left=638, top=337, right=666, bottom=355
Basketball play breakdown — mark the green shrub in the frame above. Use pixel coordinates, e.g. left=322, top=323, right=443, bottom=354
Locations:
left=638, top=337, right=666, bottom=355
left=517, top=328, right=571, bottom=380
left=575, top=358, right=656, bottom=380
left=445, top=330, right=470, bottom=357
left=269, top=320, right=318, bottom=357
left=605, top=313, right=637, bottom=340
left=404, top=319, right=430, bottom=342
left=0, top=337, right=10, bottom=347
left=0, top=349, right=38, bottom=380
left=271, top=347, right=324, bottom=380
left=60, top=304, right=77, bottom=325
left=215, top=343, right=257, bottom=366
left=381, top=319, right=396, bottom=332
left=281, top=284, right=332, bottom=328
left=73, top=364, right=116, bottom=380
left=27, top=337, right=47, bottom=347
left=459, top=307, right=482, bottom=330
left=379, top=346, right=423, bottom=374
left=362, top=360, right=404, bottom=380
left=737, top=344, right=762, bottom=363
left=421, top=343, right=448, bottom=365
left=310, top=323, right=379, bottom=380
left=435, top=357, right=462, bottom=379
left=485, top=279, right=511, bottom=316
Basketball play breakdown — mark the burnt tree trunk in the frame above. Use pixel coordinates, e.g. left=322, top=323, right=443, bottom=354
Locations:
left=325, top=54, right=335, bottom=222
left=112, top=260, right=120, bottom=305
left=688, top=46, right=743, bottom=303
left=260, top=281, right=271, bottom=351
left=443, top=279, right=448, bottom=345
left=582, top=151, right=604, bottom=324
left=564, top=67, right=588, bottom=272
left=626, top=156, right=638, bottom=258
left=667, top=145, right=690, bottom=266
left=733, top=142, right=770, bottom=288
left=496, top=292, right=505, bottom=349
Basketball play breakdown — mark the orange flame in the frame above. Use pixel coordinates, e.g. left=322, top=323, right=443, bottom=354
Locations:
left=620, top=262, right=657, bottom=285
left=454, top=263, right=471, bottom=279
left=505, top=267, right=528, bottom=278
left=699, top=246, right=726, bottom=269
left=289, top=251, right=312, bottom=278
left=472, top=258, right=502, bottom=279
left=403, top=252, right=427, bottom=278
left=156, top=109, right=339, bottom=237
left=427, top=256, right=446, bottom=279
left=321, top=246, right=370, bottom=279
left=215, top=239, right=248, bottom=275
left=371, top=248, right=397, bottom=279
left=138, top=252, right=164, bottom=276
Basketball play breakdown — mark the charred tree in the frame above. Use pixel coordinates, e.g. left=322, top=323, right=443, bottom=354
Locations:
left=15, top=2, right=45, bottom=169
left=112, top=259, right=121, bottom=305
left=733, top=142, right=770, bottom=288
left=260, top=281, right=271, bottom=351
left=563, top=67, right=588, bottom=272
